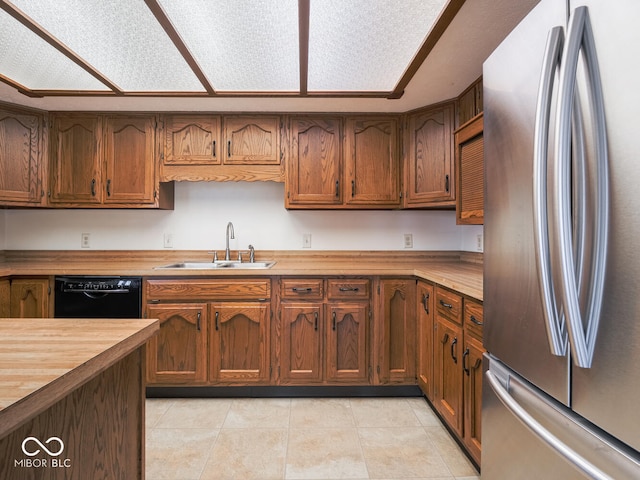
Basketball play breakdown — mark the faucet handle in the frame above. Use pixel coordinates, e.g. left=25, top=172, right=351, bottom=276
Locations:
left=237, top=251, right=242, bottom=262
left=248, top=244, right=255, bottom=263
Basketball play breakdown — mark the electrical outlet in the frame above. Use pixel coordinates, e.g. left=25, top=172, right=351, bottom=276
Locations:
left=81, top=232, right=91, bottom=248
left=404, top=233, right=413, bottom=249
left=476, top=233, right=483, bottom=252
left=302, top=233, right=312, bottom=248
left=163, top=233, right=174, bottom=249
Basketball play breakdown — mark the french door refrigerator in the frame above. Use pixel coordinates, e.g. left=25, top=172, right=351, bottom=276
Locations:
left=483, top=0, right=640, bottom=478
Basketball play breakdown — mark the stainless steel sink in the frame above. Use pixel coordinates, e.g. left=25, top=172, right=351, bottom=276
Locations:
left=156, top=261, right=276, bottom=270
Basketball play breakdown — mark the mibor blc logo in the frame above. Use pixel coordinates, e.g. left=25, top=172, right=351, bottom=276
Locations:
left=14, top=436, right=72, bottom=469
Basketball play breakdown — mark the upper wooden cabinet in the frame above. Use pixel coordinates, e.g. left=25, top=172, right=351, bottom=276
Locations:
left=223, top=115, right=281, bottom=165
left=404, top=102, right=455, bottom=208
left=286, top=115, right=400, bottom=209
left=344, top=117, right=401, bottom=207
left=458, top=77, right=483, bottom=126
left=455, top=113, right=484, bottom=225
left=0, top=105, right=46, bottom=206
left=160, top=114, right=284, bottom=182
left=49, top=113, right=172, bottom=208
left=164, top=115, right=221, bottom=165
left=286, top=116, right=342, bottom=207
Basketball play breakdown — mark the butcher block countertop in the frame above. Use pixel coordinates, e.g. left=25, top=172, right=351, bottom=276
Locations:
left=1, top=250, right=483, bottom=300
left=0, top=318, right=159, bottom=439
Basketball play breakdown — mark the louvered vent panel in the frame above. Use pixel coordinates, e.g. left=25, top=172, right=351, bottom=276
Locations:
left=460, top=135, right=484, bottom=218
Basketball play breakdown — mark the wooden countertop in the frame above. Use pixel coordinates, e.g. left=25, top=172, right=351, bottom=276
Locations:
left=0, top=318, right=158, bottom=439
left=1, top=250, right=483, bottom=300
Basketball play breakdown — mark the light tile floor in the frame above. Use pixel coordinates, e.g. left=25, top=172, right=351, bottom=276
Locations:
left=145, top=397, right=480, bottom=480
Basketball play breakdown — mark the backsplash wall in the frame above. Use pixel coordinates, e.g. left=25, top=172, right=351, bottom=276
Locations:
left=2, top=182, right=483, bottom=252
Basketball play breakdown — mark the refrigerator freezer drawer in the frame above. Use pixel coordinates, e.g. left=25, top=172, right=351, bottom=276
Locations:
left=482, top=354, right=640, bottom=479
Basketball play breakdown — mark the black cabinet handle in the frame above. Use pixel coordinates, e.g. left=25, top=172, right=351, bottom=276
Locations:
left=422, top=293, right=430, bottom=314
left=338, top=287, right=359, bottom=292
left=470, top=315, right=483, bottom=326
left=463, top=348, right=470, bottom=375
left=212, top=140, right=216, bottom=157
left=106, top=179, right=111, bottom=197
left=227, top=140, right=232, bottom=157
left=445, top=174, right=450, bottom=193
left=439, top=299, right=453, bottom=309
left=197, top=311, right=201, bottom=331
left=351, top=180, right=355, bottom=197
left=451, top=337, right=458, bottom=364
left=335, top=180, right=340, bottom=197
left=332, top=312, right=337, bottom=330
left=215, top=311, right=219, bottom=331
left=292, top=287, right=312, bottom=293
left=314, top=312, right=318, bottom=331
left=90, top=178, right=96, bottom=196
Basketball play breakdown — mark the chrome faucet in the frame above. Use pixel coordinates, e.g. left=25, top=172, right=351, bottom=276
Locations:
left=225, top=222, right=235, bottom=261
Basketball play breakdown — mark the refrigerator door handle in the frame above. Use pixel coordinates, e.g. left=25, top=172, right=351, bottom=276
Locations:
left=533, top=25, right=567, bottom=356
left=555, top=6, right=609, bottom=369
left=486, top=368, right=611, bottom=480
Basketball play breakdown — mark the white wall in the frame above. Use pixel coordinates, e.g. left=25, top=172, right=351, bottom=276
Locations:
left=3, top=182, right=483, bottom=252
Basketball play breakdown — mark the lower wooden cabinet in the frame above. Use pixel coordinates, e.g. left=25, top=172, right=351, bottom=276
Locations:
left=416, top=280, right=435, bottom=399
left=209, top=302, right=270, bottom=383
left=326, top=302, right=368, bottom=382
left=146, top=303, right=208, bottom=384
left=0, top=280, right=9, bottom=317
left=280, top=302, right=324, bottom=383
left=375, top=278, right=416, bottom=384
left=434, top=315, right=464, bottom=436
left=9, top=277, right=51, bottom=318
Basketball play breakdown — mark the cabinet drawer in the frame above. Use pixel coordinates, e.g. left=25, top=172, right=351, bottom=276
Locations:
left=327, top=278, right=370, bottom=299
left=280, top=279, right=323, bottom=299
left=464, top=299, right=484, bottom=340
left=435, top=286, right=463, bottom=325
left=146, top=279, right=270, bottom=301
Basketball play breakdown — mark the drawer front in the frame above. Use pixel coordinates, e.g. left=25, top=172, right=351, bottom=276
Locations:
left=280, top=278, right=324, bottom=300
left=464, top=299, right=484, bottom=340
left=327, top=278, right=370, bottom=299
left=436, top=286, right=463, bottom=325
left=146, top=278, right=270, bottom=301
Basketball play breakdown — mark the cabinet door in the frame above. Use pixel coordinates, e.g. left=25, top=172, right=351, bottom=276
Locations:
left=280, top=302, right=323, bottom=383
left=0, top=279, right=9, bottom=317
left=326, top=302, right=368, bottom=383
left=434, top=316, right=463, bottom=436
left=455, top=114, right=484, bottom=225
left=10, top=278, right=50, bottom=318
left=164, top=115, right=221, bottom=165
left=345, top=117, right=400, bottom=207
left=223, top=116, right=280, bottom=165
left=146, top=304, right=207, bottom=384
left=209, top=302, right=270, bottom=384
left=49, top=114, right=102, bottom=204
left=377, top=279, right=416, bottom=384
left=286, top=117, right=342, bottom=206
left=405, top=103, right=455, bottom=206
left=0, top=107, right=43, bottom=204
left=416, top=281, right=434, bottom=399
left=463, top=334, right=484, bottom=466
left=104, top=115, right=156, bottom=204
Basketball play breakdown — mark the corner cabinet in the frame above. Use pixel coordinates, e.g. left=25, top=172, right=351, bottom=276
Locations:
left=49, top=113, right=173, bottom=208
left=404, top=102, right=455, bottom=208
left=0, top=105, right=46, bottom=206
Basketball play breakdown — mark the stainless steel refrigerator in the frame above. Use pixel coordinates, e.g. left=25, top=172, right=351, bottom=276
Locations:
left=483, top=0, right=640, bottom=478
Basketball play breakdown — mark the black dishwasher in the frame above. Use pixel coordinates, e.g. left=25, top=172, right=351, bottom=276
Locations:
left=54, top=276, right=142, bottom=318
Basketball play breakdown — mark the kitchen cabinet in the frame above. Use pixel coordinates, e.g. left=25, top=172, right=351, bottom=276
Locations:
left=416, top=280, right=435, bottom=399
left=0, top=105, right=46, bottom=206
left=9, top=277, right=51, bottom=318
left=209, top=302, right=270, bottom=383
left=462, top=299, right=484, bottom=465
left=0, top=280, right=9, bottom=317
left=49, top=113, right=173, bottom=208
left=344, top=117, right=401, bottom=207
left=455, top=113, right=484, bottom=225
left=286, top=115, right=401, bottom=209
left=145, top=278, right=271, bottom=385
left=433, top=286, right=464, bottom=436
left=375, top=278, right=416, bottom=384
left=404, top=102, right=455, bottom=207
left=278, top=277, right=370, bottom=384
left=286, top=116, right=342, bottom=207
left=161, top=114, right=284, bottom=182
left=457, top=77, right=483, bottom=126
left=146, top=303, right=208, bottom=384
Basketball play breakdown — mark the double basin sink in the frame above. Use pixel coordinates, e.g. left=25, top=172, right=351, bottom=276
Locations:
left=156, top=260, right=276, bottom=270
